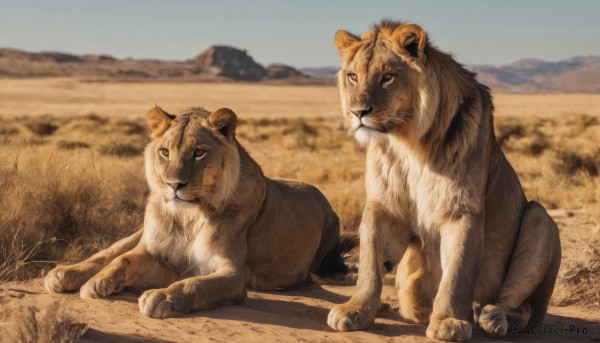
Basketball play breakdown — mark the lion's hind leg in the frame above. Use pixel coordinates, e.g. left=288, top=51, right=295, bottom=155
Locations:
left=45, top=228, right=143, bottom=293
left=396, top=237, right=439, bottom=324
left=474, top=301, right=532, bottom=337
left=477, top=201, right=561, bottom=337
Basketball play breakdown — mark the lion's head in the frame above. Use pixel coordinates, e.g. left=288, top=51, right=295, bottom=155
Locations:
left=334, top=21, right=435, bottom=145
left=144, top=106, right=240, bottom=210
left=334, top=19, right=486, bottom=168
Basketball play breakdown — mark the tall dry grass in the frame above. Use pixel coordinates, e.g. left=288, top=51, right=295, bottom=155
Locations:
left=0, top=108, right=598, bottom=308
left=0, top=301, right=86, bottom=343
left=0, top=115, right=146, bottom=281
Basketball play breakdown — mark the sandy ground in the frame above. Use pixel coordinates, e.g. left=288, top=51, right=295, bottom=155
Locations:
left=1, top=277, right=598, bottom=343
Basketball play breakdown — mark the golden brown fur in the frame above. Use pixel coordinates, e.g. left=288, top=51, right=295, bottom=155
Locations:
left=327, top=20, right=561, bottom=341
left=45, top=106, right=355, bottom=318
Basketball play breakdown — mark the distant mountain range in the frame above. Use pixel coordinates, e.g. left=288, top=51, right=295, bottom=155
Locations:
left=1, top=46, right=598, bottom=92
left=472, top=56, right=600, bottom=93
left=302, top=56, right=600, bottom=93
left=0, top=46, right=310, bottom=83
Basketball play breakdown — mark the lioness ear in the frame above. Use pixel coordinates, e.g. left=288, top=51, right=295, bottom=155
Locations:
left=146, top=106, right=175, bottom=138
left=208, top=108, right=238, bottom=141
left=334, top=29, right=360, bottom=54
left=392, top=24, right=427, bottom=64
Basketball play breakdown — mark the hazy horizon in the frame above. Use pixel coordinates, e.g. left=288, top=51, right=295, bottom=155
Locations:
left=1, top=0, right=599, bottom=68
left=2, top=45, right=599, bottom=70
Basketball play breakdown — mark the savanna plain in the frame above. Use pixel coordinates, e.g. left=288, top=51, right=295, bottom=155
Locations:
left=0, top=78, right=599, bottom=342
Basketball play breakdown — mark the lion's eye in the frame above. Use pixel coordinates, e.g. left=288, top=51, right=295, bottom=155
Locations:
left=159, top=148, right=169, bottom=158
left=194, top=149, right=206, bottom=160
left=382, top=73, right=395, bottom=83
left=347, top=73, right=358, bottom=83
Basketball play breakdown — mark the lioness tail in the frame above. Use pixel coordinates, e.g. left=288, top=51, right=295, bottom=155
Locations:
left=316, top=233, right=359, bottom=277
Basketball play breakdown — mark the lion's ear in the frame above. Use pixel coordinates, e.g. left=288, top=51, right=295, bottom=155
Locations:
left=334, top=30, right=360, bottom=54
left=393, top=24, right=427, bottom=64
left=208, top=108, right=238, bottom=141
left=146, top=106, right=175, bottom=138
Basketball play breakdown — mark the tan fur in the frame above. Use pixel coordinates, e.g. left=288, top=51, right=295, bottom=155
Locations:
left=45, top=106, right=353, bottom=319
left=327, top=20, right=561, bottom=342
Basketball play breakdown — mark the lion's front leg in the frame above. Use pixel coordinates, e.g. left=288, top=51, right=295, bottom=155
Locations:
left=79, top=245, right=177, bottom=299
left=139, top=265, right=246, bottom=319
left=426, top=215, right=484, bottom=342
left=328, top=202, right=411, bottom=332
left=45, top=228, right=143, bottom=293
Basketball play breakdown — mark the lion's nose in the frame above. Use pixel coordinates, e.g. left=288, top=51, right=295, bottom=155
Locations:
left=350, top=106, right=373, bottom=118
left=167, top=182, right=188, bottom=191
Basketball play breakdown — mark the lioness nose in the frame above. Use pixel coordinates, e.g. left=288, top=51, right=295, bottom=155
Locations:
left=167, top=182, right=188, bottom=191
left=350, top=106, right=373, bottom=118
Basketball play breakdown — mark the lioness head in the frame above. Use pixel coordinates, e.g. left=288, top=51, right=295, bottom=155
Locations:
left=334, top=21, right=429, bottom=145
left=145, top=106, right=240, bottom=209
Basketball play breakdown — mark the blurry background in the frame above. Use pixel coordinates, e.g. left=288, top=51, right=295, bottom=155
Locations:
left=0, top=0, right=598, bottom=321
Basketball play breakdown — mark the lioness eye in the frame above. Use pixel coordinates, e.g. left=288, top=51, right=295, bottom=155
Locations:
left=347, top=73, right=358, bottom=82
left=159, top=148, right=169, bottom=157
left=194, top=149, right=206, bottom=159
left=382, top=73, right=394, bottom=83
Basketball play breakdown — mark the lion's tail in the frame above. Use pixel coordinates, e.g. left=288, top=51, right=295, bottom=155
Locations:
left=315, top=233, right=359, bottom=277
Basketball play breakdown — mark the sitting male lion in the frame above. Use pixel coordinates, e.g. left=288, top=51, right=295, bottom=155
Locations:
left=45, top=106, right=355, bottom=318
left=327, top=20, right=561, bottom=341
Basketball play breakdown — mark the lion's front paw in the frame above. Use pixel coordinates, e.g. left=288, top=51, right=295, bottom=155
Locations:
left=80, top=274, right=119, bottom=299
left=477, top=304, right=507, bottom=337
left=44, top=263, right=100, bottom=293
left=426, top=316, right=472, bottom=342
left=327, top=299, right=379, bottom=332
left=139, top=289, right=177, bottom=319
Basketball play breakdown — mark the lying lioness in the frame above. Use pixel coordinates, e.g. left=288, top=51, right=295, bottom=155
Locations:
left=45, top=106, right=355, bottom=318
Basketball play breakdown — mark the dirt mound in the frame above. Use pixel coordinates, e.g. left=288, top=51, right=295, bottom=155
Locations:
left=192, top=46, right=266, bottom=81
left=265, top=64, right=306, bottom=79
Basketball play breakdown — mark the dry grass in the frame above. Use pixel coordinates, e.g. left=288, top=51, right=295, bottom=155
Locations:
left=0, top=115, right=147, bottom=281
left=0, top=79, right=598, bottom=310
left=0, top=299, right=86, bottom=342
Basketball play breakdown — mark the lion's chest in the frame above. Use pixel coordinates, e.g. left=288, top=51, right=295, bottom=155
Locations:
left=143, top=205, right=223, bottom=277
left=367, top=143, right=462, bottom=234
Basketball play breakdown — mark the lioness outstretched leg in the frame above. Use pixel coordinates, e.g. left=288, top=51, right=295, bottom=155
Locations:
left=328, top=203, right=411, bottom=331
left=139, top=267, right=247, bottom=319
left=476, top=201, right=560, bottom=337
left=45, top=228, right=143, bottom=293
left=396, top=238, right=440, bottom=324
left=80, top=245, right=177, bottom=299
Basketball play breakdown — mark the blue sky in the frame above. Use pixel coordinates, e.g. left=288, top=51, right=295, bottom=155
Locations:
left=1, top=0, right=599, bottom=68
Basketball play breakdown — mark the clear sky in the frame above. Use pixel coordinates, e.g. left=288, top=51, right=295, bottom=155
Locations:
left=1, top=0, right=599, bottom=68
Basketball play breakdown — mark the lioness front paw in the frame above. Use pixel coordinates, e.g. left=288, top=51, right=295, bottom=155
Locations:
left=477, top=304, right=507, bottom=337
left=327, top=299, right=379, bottom=332
left=80, top=274, right=119, bottom=299
left=426, top=316, right=472, bottom=342
left=44, top=263, right=101, bottom=293
left=139, top=289, right=176, bottom=319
